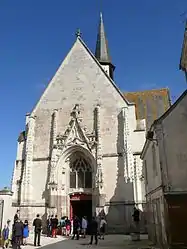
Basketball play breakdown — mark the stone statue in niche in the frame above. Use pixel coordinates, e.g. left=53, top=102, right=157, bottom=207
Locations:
left=71, top=104, right=81, bottom=120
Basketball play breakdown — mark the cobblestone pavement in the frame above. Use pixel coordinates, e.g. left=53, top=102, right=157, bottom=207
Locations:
left=27, top=234, right=153, bottom=249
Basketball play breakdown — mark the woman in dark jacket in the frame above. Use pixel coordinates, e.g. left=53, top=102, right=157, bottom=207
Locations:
left=71, top=216, right=80, bottom=240
left=12, top=219, right=24, bottom=249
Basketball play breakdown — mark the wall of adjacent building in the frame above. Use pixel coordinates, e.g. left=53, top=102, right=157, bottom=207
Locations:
left=156, top=93, right=187, bottom=191
left=142, top=139, right=162, bottom=195
left=141, top=135, right=164, bottom=241
left=142, top=136, right=167, bottom=247
left=146, top=188, right=168, bottom=248
left=142, top=91, right=187, bottom=247
left=0, top=190, right=16, bottom=230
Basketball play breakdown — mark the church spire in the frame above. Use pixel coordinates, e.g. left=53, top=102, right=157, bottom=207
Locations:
left=95, top=12, right=115, bottom=79
left=180, top=20, right=187, bottom=72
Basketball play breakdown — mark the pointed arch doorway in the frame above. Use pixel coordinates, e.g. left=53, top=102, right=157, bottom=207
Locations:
left=70, top=193, right=92, bottom=221
left=68, top=151, right=93, bottom=223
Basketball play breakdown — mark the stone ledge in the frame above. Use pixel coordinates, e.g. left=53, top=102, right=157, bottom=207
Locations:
left=105, top=200, right=146, bottom=205
left=12, top=202, right=46, bottom=207
left=33, top=157, right=51, bottom=161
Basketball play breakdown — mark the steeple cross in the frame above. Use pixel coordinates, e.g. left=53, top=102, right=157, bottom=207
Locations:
left=76, top=29, right=82, bottom=38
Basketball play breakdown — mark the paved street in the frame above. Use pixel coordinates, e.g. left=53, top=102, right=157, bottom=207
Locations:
left=27, top=234, right=152, bottom=249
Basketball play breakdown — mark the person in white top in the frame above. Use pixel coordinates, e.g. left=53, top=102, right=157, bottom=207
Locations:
left=99, top=217, right=107, bottom=240
left=70, top=218, right=73, bottom=235
left=81, top=216, right=88, bottom=238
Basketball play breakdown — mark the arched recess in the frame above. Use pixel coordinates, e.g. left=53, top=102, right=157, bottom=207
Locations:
left=69, top=153, right=92, bottom=189
left=55, top=145, right=96, bottom=191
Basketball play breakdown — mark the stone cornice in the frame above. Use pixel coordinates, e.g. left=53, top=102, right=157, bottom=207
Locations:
left=18, top=153, right=141, bottom=162
left=16, top=157, right=51, bottom=162
left=103, top=153, right=121, bottom=158
left=145, top=185, right=163, bottom=197
left=33, top=157, right=51, bottom=162
left=105, top=200, right=146, bottom=205
left=133, top=152, right=141, bottom=156
left=12, top=202, right=47, bottom=207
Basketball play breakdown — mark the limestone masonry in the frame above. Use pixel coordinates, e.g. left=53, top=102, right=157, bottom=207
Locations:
left=11, top=13, right=170, bottom=233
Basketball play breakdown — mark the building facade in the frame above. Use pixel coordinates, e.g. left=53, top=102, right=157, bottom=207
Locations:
left=11, top=13, right=170, bottom=233
left=141, top=91, right=187, bottom=248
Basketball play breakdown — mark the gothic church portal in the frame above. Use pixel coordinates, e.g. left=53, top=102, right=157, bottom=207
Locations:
left=12, top=13, right=147, bottom=233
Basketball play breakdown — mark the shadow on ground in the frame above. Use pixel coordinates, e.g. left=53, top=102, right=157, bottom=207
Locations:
left=41, top=235, right=151, bottom=249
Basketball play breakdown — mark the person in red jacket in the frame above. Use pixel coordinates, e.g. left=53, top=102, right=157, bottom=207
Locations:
left=51, top=215, right=58, bottom=238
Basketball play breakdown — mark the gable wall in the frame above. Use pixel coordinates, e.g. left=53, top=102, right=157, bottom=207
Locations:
left=160, top=93, right=187, bottom=191
left=32, top=39, right=131, bottom=159
left=26, top=39, right=142, bottom=206
left=142, top=140, right=162, bottom=195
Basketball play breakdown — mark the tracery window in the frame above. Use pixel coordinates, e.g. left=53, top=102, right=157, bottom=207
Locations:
left=70, top=156, right=92, bottom=189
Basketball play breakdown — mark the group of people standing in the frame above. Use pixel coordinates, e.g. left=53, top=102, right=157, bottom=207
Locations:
left=1, top=211, right=42, bottom=249
left=1, top=211, right=108, bottom=248
left=1, top=211, right=30, bottom=249
left=46, top=215, right=71, bottom=238
left=46, top=214, right=107, bottom=245
left=71, top=216, right=107, bottom=245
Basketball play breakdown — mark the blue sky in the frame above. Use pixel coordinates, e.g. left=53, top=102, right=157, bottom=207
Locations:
left=0, top=0, right=187, bottom=188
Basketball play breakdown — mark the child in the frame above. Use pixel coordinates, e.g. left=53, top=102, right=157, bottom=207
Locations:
left=2, top=221, right=11, bottom=249
left=60, top=217, right=66, bottom=236
left=23, top=220, right=29, bottom=245
left=65, top=217, right=71, bottom=237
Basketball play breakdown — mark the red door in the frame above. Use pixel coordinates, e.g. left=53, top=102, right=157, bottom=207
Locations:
left=69, top=193, right=92, bottom=220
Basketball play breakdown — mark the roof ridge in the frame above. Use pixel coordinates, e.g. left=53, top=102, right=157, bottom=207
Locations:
left=124, top=88, right=170, bottom=94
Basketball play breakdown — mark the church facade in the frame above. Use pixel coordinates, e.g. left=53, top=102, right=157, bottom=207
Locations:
left=11, top=14, right=170, bottom=233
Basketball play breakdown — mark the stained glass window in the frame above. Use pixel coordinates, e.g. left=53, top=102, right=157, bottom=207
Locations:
left=85, top=171, right=92, bottom=188
left=78, top=169, right=84, bottom=188
left=70, top=171, right=76, bottom=188
left=69, top=153, right=92, bottom=189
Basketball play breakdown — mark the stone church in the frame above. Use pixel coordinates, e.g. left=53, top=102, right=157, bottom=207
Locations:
left=11, top=13, right=170, bottom=233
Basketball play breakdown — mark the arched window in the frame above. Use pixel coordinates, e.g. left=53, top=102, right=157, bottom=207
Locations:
left=69, top=155, right=92, bottom=189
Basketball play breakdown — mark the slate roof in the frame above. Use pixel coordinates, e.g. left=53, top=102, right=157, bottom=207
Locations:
left=124, top=88, right=171, bottom=130
left=95, top=13, right=112, bottom=64
left=180, top=21, right=187, bottom=72
left=141, top=90, right=187, bottom=158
